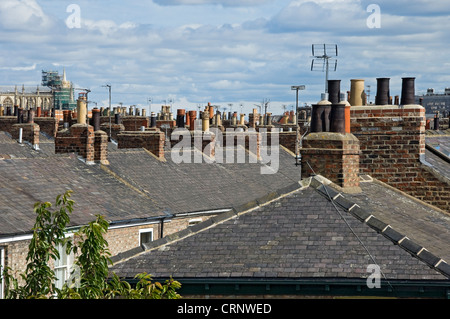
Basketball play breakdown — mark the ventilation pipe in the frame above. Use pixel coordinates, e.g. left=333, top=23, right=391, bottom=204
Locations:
left=400, top=77, right=416, bottom=105
left=327, top=80, right=341, bottom=104
left=375, top=78, right=390, bottom=105
left=349, top=79, right=365, bottom=106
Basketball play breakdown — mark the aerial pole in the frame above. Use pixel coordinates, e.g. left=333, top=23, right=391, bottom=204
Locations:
left=311, top=44, right=338, bottom=94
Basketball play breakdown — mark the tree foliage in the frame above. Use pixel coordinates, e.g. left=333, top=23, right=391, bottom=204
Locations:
left=1, top=190, right=181, bottom=299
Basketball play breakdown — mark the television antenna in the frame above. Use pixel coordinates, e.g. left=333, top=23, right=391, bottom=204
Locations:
left=311, top=44, right=338, bottom=93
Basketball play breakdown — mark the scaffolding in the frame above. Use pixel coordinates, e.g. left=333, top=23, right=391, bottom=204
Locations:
left=41, top=70, right=77, bottom=110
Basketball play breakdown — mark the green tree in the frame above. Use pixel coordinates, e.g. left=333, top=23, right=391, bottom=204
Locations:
left=1, top=190, right=181, bottom=299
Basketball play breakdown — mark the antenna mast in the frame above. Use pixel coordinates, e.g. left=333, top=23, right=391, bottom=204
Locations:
left=311, top=44, right=338, bottom=93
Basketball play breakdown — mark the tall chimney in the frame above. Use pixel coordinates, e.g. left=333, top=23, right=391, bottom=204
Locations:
left=239, top=114, right=245, bottom=126
left=177, top=109, right=185, bottom=128
left=150, top=112, right=157, bottom=128
left=17, top=107, right=24, bottom=123
left=400, top=77, right=416, bottom=105
left=232, top=112, right=237, bottom=126
left=92, top=108, right=100, bottom=131
left=115, top=113, right=122, bottom=125
left=63, top=110, right=71, bottom=127
left=327, top=80, right=341, bottom=104
left=375, top=78, right=390, bottom=105
left=434, top=112, right=440, bottom=130
left=311, top=94, right=332, bottom=133
left=349, top=79, right=365, bottom=106
left=77, top=95, right=87, bottom=125
left=189, top=110, right=197, bottom=131
left=329, top=103, right=346, bottom=134
left=27, top=109, right=35, bottom=124
left=339, top=93, right=351, bottom=134
left=202, top=111, right=210, bottom=132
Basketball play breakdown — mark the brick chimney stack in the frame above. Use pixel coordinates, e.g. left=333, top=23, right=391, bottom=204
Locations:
left=301, top=95, right=360, bottom=190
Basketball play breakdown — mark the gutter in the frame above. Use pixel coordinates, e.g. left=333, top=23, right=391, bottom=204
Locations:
left=129, top=277, right=450, bottom=299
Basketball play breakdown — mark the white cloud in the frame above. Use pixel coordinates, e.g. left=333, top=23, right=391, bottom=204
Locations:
left=0, top=0, right=449, bottom=110
left=0, top=0, right=52, bottom=30
left=153, top=0, right=273, bottom=6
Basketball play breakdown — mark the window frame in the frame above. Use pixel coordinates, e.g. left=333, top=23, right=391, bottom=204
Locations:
left=139, top=228, right=154, bottom=247
left=54, top=235, right=74, bottom=291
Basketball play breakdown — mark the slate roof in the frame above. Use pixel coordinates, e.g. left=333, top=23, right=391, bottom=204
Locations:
left=0, top=131, right=300, bottom=237
left=104, top=144, right=299, bottom=214
left=424, top=135, right=450, bottom=180
left=110, top=176, right=450, bottom=283
left=0, top=154, right=165, bottom=237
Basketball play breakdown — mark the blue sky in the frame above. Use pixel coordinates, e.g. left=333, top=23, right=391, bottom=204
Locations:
left=1, top=0, right=449, bottom=114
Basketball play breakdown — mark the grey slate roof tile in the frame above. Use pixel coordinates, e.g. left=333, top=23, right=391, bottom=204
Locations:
left=111, top=186, right=448, bottom=281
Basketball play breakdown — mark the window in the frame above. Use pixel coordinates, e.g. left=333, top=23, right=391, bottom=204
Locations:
left=54, top=240, right=74, bottom=290
left=0, top=247, right=4, bottom=299
left=139, top=229, right=153, bottom=247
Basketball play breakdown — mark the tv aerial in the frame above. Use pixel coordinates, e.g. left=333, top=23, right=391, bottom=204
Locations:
left=311, top=44, right=338, bottom=94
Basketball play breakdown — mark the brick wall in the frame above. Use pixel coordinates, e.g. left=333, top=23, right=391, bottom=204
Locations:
left=94, top=130, right=108, bottom=163
left=1, top=214, right=218, bottom=285
left=351, top=105, right=450, bottom=212
left=117, top=131, right=165, bottom=160
left=10, top=123, right=40, bottom=146
left=301, top=132, right=360, bottom=189
left=34, top=117, right=59, bottom=137
left=0, top=116, right=18, bottom=134
left=260, top=131, right=300, bottom=154
left=100, top=123, right=125, bottom=141
left=221, top=131, right=261, bottom=159
left=55, top=124, right=95, bottom=162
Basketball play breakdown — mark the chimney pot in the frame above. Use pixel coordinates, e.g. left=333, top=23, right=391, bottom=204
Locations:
left=375, top=78, right=390, bottom=105
left=92, top=108, right=100, bottom=131
left=327, top=80, right=341, bottom=104
left=311, top=95, right=332, bottom=133
left=349, top=79, right=365, bottom=106
left=400, top=77, right=416, bottom=105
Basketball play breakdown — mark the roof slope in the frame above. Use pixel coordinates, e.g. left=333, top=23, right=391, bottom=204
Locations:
left=110, top=176, right=449, bottom=282
left=105, top=144, right=299, bottom=214
left=0, top=154, right=164, bottom=237
left=1, top=133, right=300, bottom=236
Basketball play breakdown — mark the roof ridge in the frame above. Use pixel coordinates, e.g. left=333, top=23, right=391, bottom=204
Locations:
left=312, top=177, right=450, bottom=280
